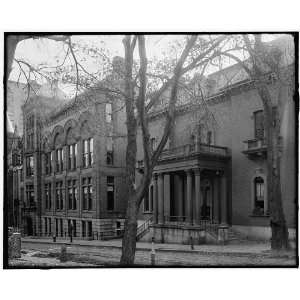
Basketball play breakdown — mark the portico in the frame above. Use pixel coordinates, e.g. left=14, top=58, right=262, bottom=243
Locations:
left=143, top=142, right=231, bottom=244
left=152, top=168, right=228, bottom=226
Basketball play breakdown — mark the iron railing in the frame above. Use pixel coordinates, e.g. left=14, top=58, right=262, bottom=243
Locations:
left=159, top=142, right=228, bottom=160
left=162, top=216, right=219, bottom=232
left=136, top=216, right=153, bottom=241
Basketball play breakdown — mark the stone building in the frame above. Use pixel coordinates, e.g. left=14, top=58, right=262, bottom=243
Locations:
left=136, top=35, right=296, bottom=244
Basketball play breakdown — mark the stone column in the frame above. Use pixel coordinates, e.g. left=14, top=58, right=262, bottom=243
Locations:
left=194, top=169, right=202, bottom=225
left=158, top=173, right=164, bottom=224
left=213, top=176, right=220, bottom=223
left=163, top=173, right=170, bottom=222
left=220, top=173, right=227, bottom=225
left=185, top=170, right=193, bottom=224
left=152, top=174, right=158, bottom=224
left=175, top=174, right=183, bottom=221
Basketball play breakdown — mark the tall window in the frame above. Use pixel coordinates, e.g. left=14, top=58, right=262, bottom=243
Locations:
left=68, top=143, right=77, bottom=170
left=55, top=218, right=59, bottom=236
left=107, top=176, right=114, bottom=211
left=67, top=179, right=77, bottom=210
left=26, top=156, right=34, bottom=176
left=44, top=217, right=48, bottom=235
left=27, top=132, right=34, bottom=149
left=45, top=152, right=52, bottom=175
left=106, top=103, right=112, bottom=123
left=82, top=138, right=93, bottom=167
left=55, top=181, right=64, bottom=210
left=106, top=136, right=114, bottom=165
left=254, top=110, right=264, bottom=140
left=207, top=131, right=212, bottom=145
left=26, top=184, right=34, bottom=206
left=60, top=219, right=63, bottom=237
left=55, top=149, right=64, bottom=172
left=254, top=177, right=265, bottom=215
left=82, top=177, right=92, bottom=210
left=45, top=183, right=51, bottom=210
left=144, top=192, right=150, bottom=212
left=82, top=221, right=86, bottom=237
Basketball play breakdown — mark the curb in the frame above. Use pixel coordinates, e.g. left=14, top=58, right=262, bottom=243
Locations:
left=21, top=239, right=296, bottom=259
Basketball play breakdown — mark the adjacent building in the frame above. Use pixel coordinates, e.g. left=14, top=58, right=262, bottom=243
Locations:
left=136, top=35, right=296, bottom=243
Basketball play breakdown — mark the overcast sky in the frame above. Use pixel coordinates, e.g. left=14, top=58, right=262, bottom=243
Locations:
left=10, top=34, right=281, bottom=97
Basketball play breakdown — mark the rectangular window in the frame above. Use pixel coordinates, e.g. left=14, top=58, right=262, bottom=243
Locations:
left=72, top=220, right=77, bottom=237
left=144, top=185, right=153, bottom=213
left=68, top=179, right=77, bottom=210
left=26, top=132, right=34, bottom=150
left=82, top=177, right=92, bottom=210
left=55, top=181, right=63, bottom=210
left=82, top=138, right=93, bottom=167
left=106, top=136, right=114, bottom=165
left=144, top=193, right=150, bottom=212
left=48, top=218, right=52, bottom=235
left=26, top=156, right=34, bottom=176
left=106, top=103, right=112, bottom=123
left=44, top=217, right=48, bottom=235
left=107, top=176, right=114, bottom=211
left=207, top=131, right=212, bottom=145
left=55, top=148, right=64, bottom=173
left=60, top=219, right=63, bottom=237
left=254, top=110, right=264, bottom=140
left=55, top=218, right=58, bottom=236
left=45, top=152, right=52, bottom=175
left=68, top=143, right=77, bottom=170
left=82, top=221, right=86, bottom=237
left=26, top=184, right=34, bottom=206
left=87, top=221, right=92, bottom=238
left=45, top=183, right=51, bottom=210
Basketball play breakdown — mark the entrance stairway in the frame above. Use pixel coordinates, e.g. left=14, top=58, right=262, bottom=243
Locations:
left=136, top=217, right=153, bottom=241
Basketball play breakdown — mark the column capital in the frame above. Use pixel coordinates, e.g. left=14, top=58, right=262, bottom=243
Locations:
left=157, top=172, right=164, bottom=178
left=193, top=168, right=202, bottom=176
left=184, top=169, right=193, bottom=175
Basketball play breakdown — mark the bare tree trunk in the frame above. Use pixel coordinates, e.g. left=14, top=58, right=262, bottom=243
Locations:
left=256, top=84, right=289, bottom=250
left=120, top=36, right=138, bottom=265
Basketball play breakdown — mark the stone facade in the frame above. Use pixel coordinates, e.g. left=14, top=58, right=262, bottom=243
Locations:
left=136, top=66, right=296, bottom=242
left=19, top=88, right=128, bottom=239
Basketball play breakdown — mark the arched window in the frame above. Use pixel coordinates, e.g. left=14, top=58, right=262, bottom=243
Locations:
left=254, top=176, right=265, bottom=215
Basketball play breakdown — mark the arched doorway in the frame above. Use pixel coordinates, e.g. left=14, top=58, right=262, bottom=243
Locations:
left=253, top=176, right=265, bottom=215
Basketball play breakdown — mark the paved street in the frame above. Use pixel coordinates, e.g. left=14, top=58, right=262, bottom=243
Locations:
left=9, top=239, right=297, bottom=267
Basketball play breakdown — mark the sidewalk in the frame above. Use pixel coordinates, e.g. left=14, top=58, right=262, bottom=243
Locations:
left=21, top=237, right=297, bottom=258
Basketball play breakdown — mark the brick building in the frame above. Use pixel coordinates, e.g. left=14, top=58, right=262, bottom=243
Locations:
left=20, top=84, right=128, bottom=239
